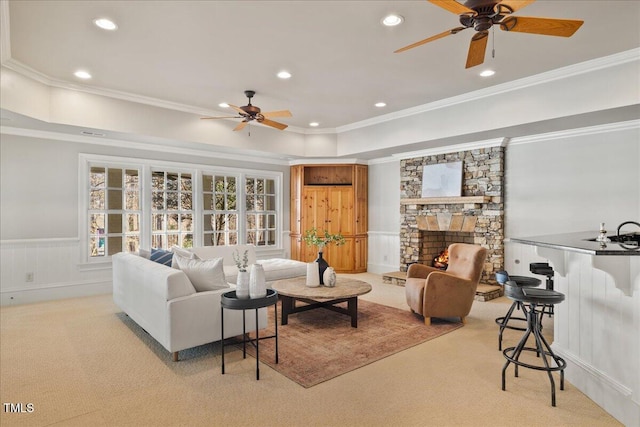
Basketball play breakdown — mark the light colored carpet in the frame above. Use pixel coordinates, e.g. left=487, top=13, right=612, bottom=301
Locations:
left=0, top=273, right=622, bottom=426
left=237, top=299, right=463, bottom=387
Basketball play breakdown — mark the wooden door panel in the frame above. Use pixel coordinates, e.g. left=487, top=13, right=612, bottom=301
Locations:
left=327, top=187, right=354, bottom=235
left=302, top=187, right=328, bottom=231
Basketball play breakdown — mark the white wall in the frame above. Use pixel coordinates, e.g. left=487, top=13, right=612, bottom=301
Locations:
left=367, top=159, right=400, bottom=274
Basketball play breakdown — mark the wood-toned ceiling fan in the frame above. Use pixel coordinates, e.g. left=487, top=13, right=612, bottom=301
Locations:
left=395, top=0, right=584, bottom=68
left=201, top=90, right=292, bottom=131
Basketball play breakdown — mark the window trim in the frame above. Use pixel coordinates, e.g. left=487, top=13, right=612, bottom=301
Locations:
left=79, top=154, right=283, bottom=263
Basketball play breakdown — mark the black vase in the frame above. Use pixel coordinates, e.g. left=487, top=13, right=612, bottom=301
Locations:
left=315, top=251, right=329, bottom=285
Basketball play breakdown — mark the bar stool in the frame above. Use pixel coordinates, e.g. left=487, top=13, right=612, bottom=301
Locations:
left=501, top=281, right=567, bottom=406
left=494, top=271, right=541, bottom=351
left=530, top=262, right=555, bottom=318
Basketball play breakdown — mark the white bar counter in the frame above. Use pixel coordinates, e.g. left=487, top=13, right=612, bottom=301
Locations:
left=510, top=231, right=640, bottom=427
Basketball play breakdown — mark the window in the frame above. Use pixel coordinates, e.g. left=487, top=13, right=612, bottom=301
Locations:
left=81, top=155, right=282, bottom=262
left=151, top=170, right=194, bottom=248
left=245, top=176, right=277, bottom=247
left=88, top=166, right=141, bottom=258
left=202, top=174, right=238, bottom=246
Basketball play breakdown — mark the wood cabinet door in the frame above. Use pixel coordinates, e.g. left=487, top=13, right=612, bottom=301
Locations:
left=355, top=165, right=368, bottom=235
left=354, top=236, right=368, bottom=272
left=326, top=238, right=355, bottom=272
left=326, top=186, right=354, bottom=235
left=302, top=187, right=328, bottom=231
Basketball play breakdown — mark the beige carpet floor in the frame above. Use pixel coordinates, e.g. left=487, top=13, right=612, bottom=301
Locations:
left=0, top=273, right=622, bottom=426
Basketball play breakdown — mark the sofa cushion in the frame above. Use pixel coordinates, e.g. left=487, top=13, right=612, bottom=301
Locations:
left=174, top=255, right=229, bottom=292
left=150, top=248, right=173, bottom=266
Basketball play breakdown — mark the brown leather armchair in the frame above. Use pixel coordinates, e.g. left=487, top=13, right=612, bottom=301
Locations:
left=405, top=243, right=487, bottom=325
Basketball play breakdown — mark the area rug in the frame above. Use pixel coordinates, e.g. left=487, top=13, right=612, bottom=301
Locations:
left=237, top=300, right=463, bottom=388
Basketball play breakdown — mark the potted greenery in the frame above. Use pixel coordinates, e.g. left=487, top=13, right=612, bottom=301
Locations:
left=302, top=228, right=345, bottom=284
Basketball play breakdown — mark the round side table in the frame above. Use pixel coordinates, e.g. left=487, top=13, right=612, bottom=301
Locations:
left=220, top=289, right=278, bottom=380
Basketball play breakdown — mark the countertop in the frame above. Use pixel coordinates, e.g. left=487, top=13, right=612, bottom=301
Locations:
left=508, top=231, right=640, bottom=256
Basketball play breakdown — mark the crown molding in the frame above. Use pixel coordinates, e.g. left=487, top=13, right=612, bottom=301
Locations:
left=508, top=119, right=640, bottom=146
left=392, top=138, right=508, bottom=160
left=0, top=126, right=292, bottom=166
left=337, top=48, right=640, bottom=134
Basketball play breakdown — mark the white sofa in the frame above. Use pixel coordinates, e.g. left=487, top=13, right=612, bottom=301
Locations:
left=112, top=252, right=267, bottom=362
left=189, top=244, right=307, bottom=285
left=112, top=245, right=306, bottom=362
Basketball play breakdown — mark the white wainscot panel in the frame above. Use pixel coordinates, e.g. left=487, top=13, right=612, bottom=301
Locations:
left=550, top=252, right=640, bottom=427
left=0, top=239, right=113, bottom=306
left=367, top=231, right=400, bottom=274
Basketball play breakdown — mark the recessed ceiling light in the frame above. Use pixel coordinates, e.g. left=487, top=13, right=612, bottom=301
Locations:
left=94, top=18, right=117, bottom=31
left=375, top=102, right=387, bottom=108
left=480, top=69, right=495, bottom=77
left=309, top=122, right=319, bottom=127
left=218, top=102, right=230, bottom=108
left=382, top=14, right=404, bottom=26
left=277, top=70, right=292, bottom=79
left=74, top=70, right=92, bottom=79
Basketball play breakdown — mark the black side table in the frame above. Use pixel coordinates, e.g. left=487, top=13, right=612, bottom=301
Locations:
left=220, top=289, right=278, bottom=380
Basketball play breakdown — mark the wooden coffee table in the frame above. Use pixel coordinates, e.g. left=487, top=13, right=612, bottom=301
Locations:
left=271, top=276, right=372, bottom=328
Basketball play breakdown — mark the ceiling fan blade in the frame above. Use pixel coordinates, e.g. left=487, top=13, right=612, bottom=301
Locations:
left=262, top=110, right=292, bottom=118
left=499, top=16, right=584, bottom=37
left=465, top=31, right=489, bottom=69
left=259, top=118, right=288, bottom=130
left=499, top=0, right=535, bottom=13
left=200, top=116, right=241, bottom=120
left=228, top=104, right=246, bottom=115
left=395, top=27, right=466, bottom=53
left=233, top=121, right=248, bottom=131
left=428, top=0, right=475, bottom=15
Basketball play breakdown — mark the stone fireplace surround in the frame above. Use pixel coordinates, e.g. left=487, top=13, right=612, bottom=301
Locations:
left=399, top=146, right=505, bottom=284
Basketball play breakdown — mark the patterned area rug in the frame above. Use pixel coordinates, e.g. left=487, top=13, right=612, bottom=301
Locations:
left=238, top=300, right=464, bottom=388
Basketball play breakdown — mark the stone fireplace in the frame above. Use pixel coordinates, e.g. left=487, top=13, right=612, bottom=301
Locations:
left=399, top=145, right=505, bottom=284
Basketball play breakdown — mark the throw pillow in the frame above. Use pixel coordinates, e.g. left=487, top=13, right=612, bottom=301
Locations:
left=170, top=245, right=198, bottom=269
left=150, top=248, right=173, bottom=266
left=174, top=255, right=228, bottom=292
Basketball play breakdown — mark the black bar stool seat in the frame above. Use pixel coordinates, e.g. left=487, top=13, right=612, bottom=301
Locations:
left=530, top=262, right=555, bottom=318
left=501, top=282, right=567, bottom=406
left=495, top=272, right=541, bottom=350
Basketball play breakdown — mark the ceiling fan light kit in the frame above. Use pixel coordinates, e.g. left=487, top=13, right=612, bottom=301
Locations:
left=201, top=90, right=292, bottom=131
left=395, top=0, right=583, bottom=68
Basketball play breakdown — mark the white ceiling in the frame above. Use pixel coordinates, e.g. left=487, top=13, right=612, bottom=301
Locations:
left=2, top=1, right=640, bottom=144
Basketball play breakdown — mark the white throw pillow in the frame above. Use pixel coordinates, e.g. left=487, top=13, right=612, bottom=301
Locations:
left=174, top=255, right=228, bottom=292
left=170, top=245, right=198, bottom=269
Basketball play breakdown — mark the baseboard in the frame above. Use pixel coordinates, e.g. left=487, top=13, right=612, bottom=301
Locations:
left=553, top=345, right=640, bottom=427
left=0, top=280, right=112, bottom=306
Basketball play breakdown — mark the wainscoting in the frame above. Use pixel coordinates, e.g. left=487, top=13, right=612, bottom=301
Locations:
left=0, top=238, right=113, bottom=306
left=367, top=231, right=400, bottom=274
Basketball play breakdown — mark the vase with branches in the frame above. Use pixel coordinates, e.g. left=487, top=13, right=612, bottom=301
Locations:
left=302, top=228, right=345, bottom=284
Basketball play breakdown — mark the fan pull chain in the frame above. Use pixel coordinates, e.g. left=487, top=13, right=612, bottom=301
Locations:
left=492, top=26, right=496, bottom=59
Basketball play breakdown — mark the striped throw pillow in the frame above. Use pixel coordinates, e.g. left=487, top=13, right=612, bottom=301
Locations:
left=150, top=248, right=173, bottom=267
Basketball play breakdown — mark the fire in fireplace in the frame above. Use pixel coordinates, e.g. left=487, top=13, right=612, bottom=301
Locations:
left=432, top=248, right=449, bottom=270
